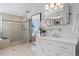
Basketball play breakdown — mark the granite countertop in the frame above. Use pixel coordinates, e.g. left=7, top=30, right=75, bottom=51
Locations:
left=36, top=36, right=79, bottom=45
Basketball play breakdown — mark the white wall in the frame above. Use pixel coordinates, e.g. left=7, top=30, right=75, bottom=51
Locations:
left=54, top=3, right=79, bottom=38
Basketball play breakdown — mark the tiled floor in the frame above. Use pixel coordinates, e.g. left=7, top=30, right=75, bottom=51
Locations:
left=0, top=42, right=32, bottom=56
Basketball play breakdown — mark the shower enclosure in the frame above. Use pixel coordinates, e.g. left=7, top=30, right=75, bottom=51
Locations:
left=0, top=13, right=29, bottom=48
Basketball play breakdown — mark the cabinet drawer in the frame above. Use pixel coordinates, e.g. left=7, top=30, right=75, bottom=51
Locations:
left=57, top=46, right=72, bottom=53
left=46, top=52, right=55, bottom=56
left=57, top=50, right=73, bottom=56
left=36, top=39, right=41, bottom=44
left=46, top=48, right=55, bottom=56
left=57, top=42, right=73, bottom=53
left=37, top=39, right=55, bottom=48
left=41, top=48, right=47, bottom=56
left=36, top=39, right=44, bottom=44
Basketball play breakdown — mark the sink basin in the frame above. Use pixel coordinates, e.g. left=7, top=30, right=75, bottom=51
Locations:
left=51, top=35, right=61, bottom=38
left=46, top=34, right=61, bottom=38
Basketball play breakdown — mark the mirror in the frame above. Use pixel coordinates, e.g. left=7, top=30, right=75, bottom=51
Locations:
left=44, top=3, right=70, bottom=26
left=31, top=13, right=41, bottom=37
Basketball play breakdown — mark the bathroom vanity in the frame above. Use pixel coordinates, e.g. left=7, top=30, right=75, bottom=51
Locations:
left=31, top=3, right=79, bottom=56
left=31, top=36, right=79, bottom=56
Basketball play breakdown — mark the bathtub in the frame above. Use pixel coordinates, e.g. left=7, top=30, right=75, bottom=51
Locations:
left=0, top=38, right=9, bottom=43
left=0, top=38, right=10, bottom=48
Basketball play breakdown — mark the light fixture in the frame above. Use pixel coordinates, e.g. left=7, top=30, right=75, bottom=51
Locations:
left=45, top=3, right=64, bottom=11
left=50, top=3, right=54, bottom=8
left=59, top=3, right=63, bottom=8
left=45, top=3, right=49, bottom=10
left=56, top=3, right=61, bottom=6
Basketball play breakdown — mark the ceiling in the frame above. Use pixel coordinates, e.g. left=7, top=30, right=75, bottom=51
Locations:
left=0, top=3, right=45, bottom=16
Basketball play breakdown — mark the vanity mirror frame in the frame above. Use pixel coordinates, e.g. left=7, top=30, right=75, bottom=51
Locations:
left=31, top=13, right=41, bottom=36
left=44, top=3, right=70, bottom=26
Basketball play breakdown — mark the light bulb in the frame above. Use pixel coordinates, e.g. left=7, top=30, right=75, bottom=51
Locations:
left=59, top=3, right=64, bottom=8
left=56, top=3, right=61, bottom=6
left=50, top=3, right=54, bottom=8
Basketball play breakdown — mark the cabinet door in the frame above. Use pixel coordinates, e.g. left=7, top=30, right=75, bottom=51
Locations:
left=31, top=45, right=37, bottom=56
left=36, top=38, right=45, bottom=56
left=36, top=38, right=58, bottom=56
left=42, top=39, right=56, bottom=56
left=37, top=39, right=47, bottom=56
left=32, top=50, right=37, bottom=56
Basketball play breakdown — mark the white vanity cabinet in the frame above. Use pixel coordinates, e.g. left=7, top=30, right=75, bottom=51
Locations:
left=31, top=37, right=78, bottom=56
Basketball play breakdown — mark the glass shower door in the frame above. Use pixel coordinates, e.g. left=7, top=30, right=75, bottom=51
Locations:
left=0, top=16, right=2, bottom=39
